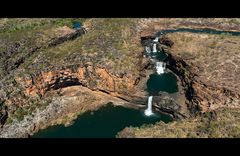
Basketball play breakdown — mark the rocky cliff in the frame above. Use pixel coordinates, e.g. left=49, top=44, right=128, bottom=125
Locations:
left=0, top=18, right=150, bottom=137
left=118, top=19, right=240, bottom=138
left=1, top=18, right=240, bottom=138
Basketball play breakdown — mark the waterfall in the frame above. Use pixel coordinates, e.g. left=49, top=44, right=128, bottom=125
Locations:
left=145, top=46, right=151, bottom=53
left=156, top=62, right=165, bottom=75
left=152, top=43, right=157, bottom=53
left=152, top=37, right=159, bottom=53
left=153, top=37, right=159, bottom=42
left=144, top=96, right=153, bottom=116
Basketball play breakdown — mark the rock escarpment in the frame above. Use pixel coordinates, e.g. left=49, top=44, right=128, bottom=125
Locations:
left=0, top=26, right=86, bottom=79
left=2, top=18, right=240, bottom=138
left=140, top=29, right=240, bottom=118
left=165, top=46, right=240, bottom=115
left=153, top=94, right=188, bottom=119
left=140, top=35, right=190, bottom=119
left=0, top=19, right=149, bottom=137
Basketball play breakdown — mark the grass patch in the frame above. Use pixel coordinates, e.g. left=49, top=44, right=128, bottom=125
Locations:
left=11, top=107, right=28, bottom=122
left=118, top=108, right=240, bottom=138
left=0, top=18, right=87, bottom=34
left=37, top=18, right=141, bottom=74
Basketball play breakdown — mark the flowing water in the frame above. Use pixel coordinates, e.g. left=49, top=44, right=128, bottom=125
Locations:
left=32, top=27, right=233, bottom=138
left=33, top=36, right=177, bottom=138
left=156, top=62, right=165, bottom=75
left=144, top=96, right=153, bottom=116
left=155, top=28, right=240, bottom=36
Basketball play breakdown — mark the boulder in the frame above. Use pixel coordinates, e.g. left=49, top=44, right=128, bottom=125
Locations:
left=141, top=36, right=155, bottom=46
left=160, top=36, right=174, bottom=47
left=152, top=95, right=189, bottom=119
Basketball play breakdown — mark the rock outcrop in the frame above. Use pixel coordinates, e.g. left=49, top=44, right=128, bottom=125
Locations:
left=153, top=95, right=189, bottom=119
left=165, top=45, right=240, bottom=115
left=0, top=26, right=86, bottom=79
left=141, top=30, right=240, bottom=117
left=0, top=85, right=131, bottom=138
left=159, top=36, right=174, bottom=47
left=0, top=19, right=150, bottom=137
left=20, top=64, right=138, bottom=99
left=3, top=18, right=240, bottom=138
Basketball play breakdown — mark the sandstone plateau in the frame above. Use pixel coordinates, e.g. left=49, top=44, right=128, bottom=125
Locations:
left=1, top=18, right=240, bottom=138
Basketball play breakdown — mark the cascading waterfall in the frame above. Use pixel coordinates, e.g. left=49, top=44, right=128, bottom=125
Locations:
left=145, top=46, right=151, bottom=53
left=144, top=96, right=153, bottom=116
left=156, top=61, right=165, bottom=75
left=153, top=37, right=159, bottom=42
left=152, top=43, right=157, bottom=53
left=144, top=37, right=165, bottom=116
left=152, top=37, right=159, bottom=53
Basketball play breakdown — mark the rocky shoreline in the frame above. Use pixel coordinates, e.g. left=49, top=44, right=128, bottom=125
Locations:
left=0, top=85, right=135, bottom=138
left=138, top=19, right=240, bottom=115
left=0, top=21, right=187, bottom=137
left=116, top=19, right=240, bottom=138
left=1, top=18, right=240, bottom=138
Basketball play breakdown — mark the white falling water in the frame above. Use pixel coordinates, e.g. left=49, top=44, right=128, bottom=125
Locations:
left=156, top=62, right=165, bottom=75
left=145, top=46, right=151, bottom=53
left=152, top=37, right=159, bottom=53
left=153, top=37, right=159, bottom=42
left=152, top=43, right=157, bottom=53
left=144, top=96, right=153, bottom=116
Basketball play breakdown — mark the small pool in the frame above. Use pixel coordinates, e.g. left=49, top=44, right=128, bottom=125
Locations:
left=72, top=22, right=81, bottom=29
left=146, top=72, right=178, bottom=95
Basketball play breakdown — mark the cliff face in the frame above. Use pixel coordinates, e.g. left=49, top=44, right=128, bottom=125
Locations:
left=1, top=18, right=240, bottom=138
left=163, top=31, right=240, bottom=115
left=21, top=65, right=137, bottom=99
left=165, top=52, right=240, bottom=115
left=0, top=25, right=85, bottom=79
left=118, top=19, right=240, bottom=138
left=0, top=18, right=147, bottom=135
left=139, top=19, right=240, bottom=115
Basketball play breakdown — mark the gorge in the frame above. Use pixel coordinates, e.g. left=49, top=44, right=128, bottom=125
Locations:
left=1, top=18, right=240, bottom=138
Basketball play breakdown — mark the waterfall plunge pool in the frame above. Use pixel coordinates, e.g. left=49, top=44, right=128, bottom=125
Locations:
left=32, top=103, right=172, bottom=138
left=33, top=28, right=213, bottom=138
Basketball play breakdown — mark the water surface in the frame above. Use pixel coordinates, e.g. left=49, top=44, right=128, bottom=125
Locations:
left=33, top=103, right=172, bottom=138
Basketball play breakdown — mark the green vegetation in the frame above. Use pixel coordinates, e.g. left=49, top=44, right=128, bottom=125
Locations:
left=0, top=18, right=87, bottom=52
left=9, top=100, right=50, bottom=122
left=39, top=101, right=49, bottom=111
left=0, top=18, right=87, bottom=34
left=51, top=18, right=87, bottom=28
left=118, top=108, right=240, bottom=138
left=0, top=18, right=89, bottom=80
left=0, top=18, right=142, bottom=78
left=5, top=118, right=13, bottom=124
left=0, top=18, right=52, bottom=33
left=25, top=18, right=141, bottom=75
left=11, top=107, right=28, bottom=122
